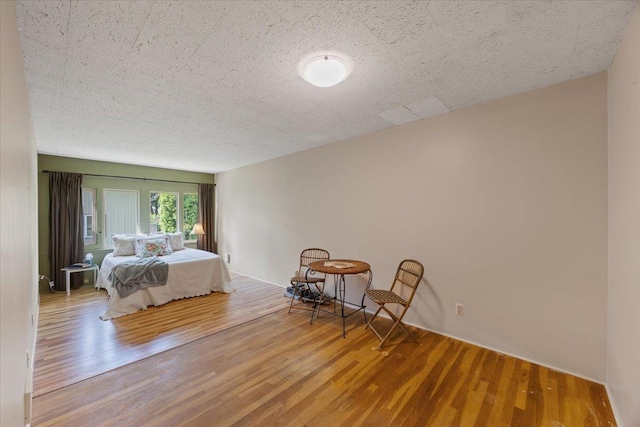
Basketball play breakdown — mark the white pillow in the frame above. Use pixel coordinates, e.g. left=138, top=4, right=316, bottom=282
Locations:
left=164, top=232, right=184, bottom=251
left=112, top=235, right=138, bottom=256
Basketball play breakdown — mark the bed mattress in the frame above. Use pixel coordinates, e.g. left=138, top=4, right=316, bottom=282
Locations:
left=97, top=248, right=233, bottom=319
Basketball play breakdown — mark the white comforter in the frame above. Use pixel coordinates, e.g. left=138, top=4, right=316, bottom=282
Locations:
left=97, top=248, right=233, bottom=320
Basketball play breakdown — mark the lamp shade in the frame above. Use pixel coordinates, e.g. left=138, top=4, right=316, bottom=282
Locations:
left=191, top=223, right=205, bottom=236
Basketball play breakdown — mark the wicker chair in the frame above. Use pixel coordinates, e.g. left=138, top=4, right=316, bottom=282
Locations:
left=288, top=248, right=330, bottom=316
left=364, top=259, right=424, bottom=349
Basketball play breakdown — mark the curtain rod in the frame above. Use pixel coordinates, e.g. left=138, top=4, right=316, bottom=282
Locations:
left=41, top=170, right=215, bottom=186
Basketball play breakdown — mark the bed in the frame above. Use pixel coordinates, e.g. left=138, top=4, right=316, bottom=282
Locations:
left=97, top=248, right=233, bottom=320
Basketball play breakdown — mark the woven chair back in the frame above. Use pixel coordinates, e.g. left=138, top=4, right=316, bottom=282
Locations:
left=391, top=259, right=424, bottom=297
left=300, top=248, right=330, bottom=269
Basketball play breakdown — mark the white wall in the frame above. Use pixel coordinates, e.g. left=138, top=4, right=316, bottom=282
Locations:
left=217, top=72, right=609, bottom=381
left=1, top=1, right=39, bottom=426
left=607, top=5, right=640, bottom=427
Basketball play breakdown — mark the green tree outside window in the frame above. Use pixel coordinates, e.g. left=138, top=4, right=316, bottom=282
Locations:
left=183, top=194, right=198, bottom=238
left=150, top=192, right=177, bottom=234
left=159, top=193, right=177, bottom=233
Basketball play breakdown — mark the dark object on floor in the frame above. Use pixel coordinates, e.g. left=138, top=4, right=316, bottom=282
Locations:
left=285, top=284, right=329, bottom=305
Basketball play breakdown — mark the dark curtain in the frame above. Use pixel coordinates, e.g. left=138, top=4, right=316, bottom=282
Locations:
left=49, top=172, right=84, bottom=291
left=197, top=183, right=216, bottom=253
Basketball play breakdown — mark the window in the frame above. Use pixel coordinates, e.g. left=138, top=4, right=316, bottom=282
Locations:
left=183, top=193, right=198, bottom=240
left=150, top=191, right=178, bottom=234
left=82, top=188, right=96, bottom=244
left=104, top=189, right=139, bottom=244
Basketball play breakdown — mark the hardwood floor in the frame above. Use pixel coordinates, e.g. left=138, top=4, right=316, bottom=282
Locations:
left=33, top=274, right=616, bottom=426
left=34, top=272, right=289, bottom=397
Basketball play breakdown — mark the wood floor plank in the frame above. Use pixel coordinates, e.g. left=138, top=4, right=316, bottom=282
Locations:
left=32, top=273, right=617, bottom=426
left=33, top=272, right=290, bottom=397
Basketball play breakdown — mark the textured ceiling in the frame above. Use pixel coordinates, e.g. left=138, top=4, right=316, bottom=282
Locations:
left=16, top=0, right=638, bottom=173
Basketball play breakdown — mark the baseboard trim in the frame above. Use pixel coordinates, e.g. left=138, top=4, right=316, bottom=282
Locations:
left=31, top=295, right=39, bottom=370
left=228, top=270, right=286, bottom=289
left=235, top=273, right=606, bottom=386
left=25, top=294, right=39, bottom=426
left=605, top=383, right=623, bottom=427
left=359, top=305, right=606, bottom=386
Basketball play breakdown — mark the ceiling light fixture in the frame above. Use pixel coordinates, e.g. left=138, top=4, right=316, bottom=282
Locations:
left=301, top=55, right=349, bottom=88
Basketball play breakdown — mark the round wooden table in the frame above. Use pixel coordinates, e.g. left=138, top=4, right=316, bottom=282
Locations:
left=308, top=260, right=371, bottom=276
left=308, top=259, right=373, bottom=338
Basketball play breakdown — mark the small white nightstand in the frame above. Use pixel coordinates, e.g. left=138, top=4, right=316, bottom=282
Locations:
left=60, top=265, right=99, bottom=296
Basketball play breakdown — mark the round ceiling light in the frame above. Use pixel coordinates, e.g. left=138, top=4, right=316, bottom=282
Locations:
left=302, top=55, right=349, bottom=88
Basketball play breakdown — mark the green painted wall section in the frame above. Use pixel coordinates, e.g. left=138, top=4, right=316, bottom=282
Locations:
left=37, top=154, right=215, bottom=293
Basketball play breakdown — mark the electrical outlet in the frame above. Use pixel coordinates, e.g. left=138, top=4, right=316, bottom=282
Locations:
left=83, top=279, right=89, bottom=284
left=456, top=303, right=465, bottom=316
left=49, top=281, right=54, bottom=290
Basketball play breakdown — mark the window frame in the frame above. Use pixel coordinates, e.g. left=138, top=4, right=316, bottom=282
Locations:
left=81, top=188, right=97, bottom=245
left=80, top=180, right=202, bottom=251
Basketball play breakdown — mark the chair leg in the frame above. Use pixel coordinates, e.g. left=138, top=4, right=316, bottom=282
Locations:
left=288, top=283, right=297, bottom=313
left=378, top=306, right=416, bottom=347
left=381, top=307, right=417, bottom=342
left=375, top=306, right=404, bottom=348
left=395, top=319, right=417, bottom=342
left=364, top=305, right=388, bottom=346
left=310, top=292, right=317, bottom=325
left=288, top=282, right=306, bottom=313
left=309, top=282, right=325, bottom=324
left=365, top=306, right=383, bottom=330
left=365, top=303, right=417, bottom=349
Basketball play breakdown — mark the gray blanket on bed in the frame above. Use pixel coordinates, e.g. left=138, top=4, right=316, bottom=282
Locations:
left=109, top=256, right=169, bottom=298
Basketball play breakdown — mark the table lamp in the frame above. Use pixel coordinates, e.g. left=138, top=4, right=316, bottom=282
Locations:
left=191, top=223, right=205, bottom=237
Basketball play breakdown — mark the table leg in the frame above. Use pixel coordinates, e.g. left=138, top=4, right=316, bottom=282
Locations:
left=66, top=270, right=71, bottom=296
left=310, top=268, right=372, bottom=339
left=333, top=275, right=338, bottom=314
left=361, top=269, right=373, bottom=325
left=339, top=274, right=346, bottom=338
